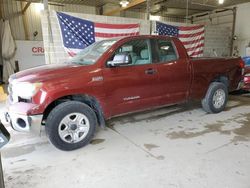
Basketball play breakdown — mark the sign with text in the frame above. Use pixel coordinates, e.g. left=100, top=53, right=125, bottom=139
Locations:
left=15, top=40, right=45, bottom=71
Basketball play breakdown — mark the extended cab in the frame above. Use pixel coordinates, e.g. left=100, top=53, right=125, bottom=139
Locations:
left=2, top=35, right=244, bottom=150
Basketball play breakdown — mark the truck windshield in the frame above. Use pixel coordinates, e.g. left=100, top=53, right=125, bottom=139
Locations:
left=68, top=39, right=118, bottom=65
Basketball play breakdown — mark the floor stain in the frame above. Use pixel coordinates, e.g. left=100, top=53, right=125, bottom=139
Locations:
left=97, top=147, right=105, bottom=151
left=13, top=159, right=27, bottom=163
left=144, top=143, right=160, bottom=151
left=90, top=139, right=105, bottom=145
left=166, top=123, right=229, bottom=139
left=156, top=155, right=165, bottom=160
left=233, top=115, right=250, bottom=137
left=2, top=145, right=35, bottom=158
left=167, top=112, right=250, bottom=142
left=225, top=95, right=250, bottom=111
left=2, top=141, right=48, bottom=158
left=231, top=113, right=250, bottom=143
left=231, top=135, right=249, bottom=143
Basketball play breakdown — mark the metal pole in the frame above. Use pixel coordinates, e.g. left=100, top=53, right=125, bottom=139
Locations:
left=43, top=0, right=48, bottom=10
left=186, top=0, right=189, bottom=24
left=0, top=153, right=5, bottom=188
left=0, top=0, right=3, bottom=19
left=230, top=7, right=237, bottom=56
left=146, top=0, right=150, bottom=20
left=43, top=0, right=54, bottom=64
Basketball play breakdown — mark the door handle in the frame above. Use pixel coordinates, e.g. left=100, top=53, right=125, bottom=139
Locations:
left=145, top=68, right=157, bottom=75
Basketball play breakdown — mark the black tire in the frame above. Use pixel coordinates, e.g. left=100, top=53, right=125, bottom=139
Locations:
left=201, top=82, right=228, bottom=113
left=45, top=101, right=97, bottom=151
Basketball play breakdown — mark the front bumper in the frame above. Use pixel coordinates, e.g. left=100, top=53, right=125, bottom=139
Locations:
left=3, top=112, right=43, bottom=134
left=0, top=100, right=43, bottom=134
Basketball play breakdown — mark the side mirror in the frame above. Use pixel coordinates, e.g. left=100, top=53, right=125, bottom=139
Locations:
left=107, top=52, right=132, bottom=67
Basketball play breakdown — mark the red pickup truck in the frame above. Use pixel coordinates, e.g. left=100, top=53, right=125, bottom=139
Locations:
left=3, top=35, right=244, bottom=150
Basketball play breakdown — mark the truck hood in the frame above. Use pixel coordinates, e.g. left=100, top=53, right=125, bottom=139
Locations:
left=9, top=63, right=84, bottom=83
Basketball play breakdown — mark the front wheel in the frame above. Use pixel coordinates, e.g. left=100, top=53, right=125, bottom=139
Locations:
left=45, top=101, right=97, bottom=151
left=201, top=82, right=228, bottom=113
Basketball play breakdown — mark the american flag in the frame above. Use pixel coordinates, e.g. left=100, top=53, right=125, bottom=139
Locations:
left=156, top=21, right=205, bottom=57
left=57, top=12, right=140, bottom=56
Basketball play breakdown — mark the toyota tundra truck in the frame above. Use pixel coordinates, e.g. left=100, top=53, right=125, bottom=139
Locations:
left=2, top=35, right=244, bottom=150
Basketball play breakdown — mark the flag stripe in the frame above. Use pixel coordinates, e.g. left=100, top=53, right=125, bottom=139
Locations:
left=94, top=27, right=139, bottom=34
left=190, top=50, right=203, bottom=57
left=179, top=34, right=205, bottom=42
left=181, top=36, right=205, bottom=45
left=95, top=22, right=139, bottom=29
left=179, top=25, right=204, bottom=31
left=185, top=43, right=205, bottom=52
left=179, top=30, right=205, bottom=38
left=183, top=40, right=205, bottom=49
left=95, top=32, right=139, bottom=38
left=179, top=27, right=205, bottom=35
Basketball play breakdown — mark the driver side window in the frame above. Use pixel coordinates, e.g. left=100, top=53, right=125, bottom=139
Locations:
left=112, top=39, right=152, bottom=66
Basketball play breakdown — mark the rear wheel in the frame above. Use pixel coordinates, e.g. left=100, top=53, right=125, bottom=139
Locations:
left=45, top=101, right=97, bottom=151
left=201, top=82, right=228, bottom=113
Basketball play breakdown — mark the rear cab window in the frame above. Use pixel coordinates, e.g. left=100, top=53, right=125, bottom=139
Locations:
left=153, top=39, right=179, bottom=63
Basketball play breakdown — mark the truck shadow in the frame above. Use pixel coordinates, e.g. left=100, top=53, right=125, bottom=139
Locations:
left=106, top=94, right=250, bottom=143
left=106, top=100, right=202, bottom=129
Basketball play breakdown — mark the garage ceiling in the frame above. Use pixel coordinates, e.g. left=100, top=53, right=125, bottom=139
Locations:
left=12, top=0, right=250, bottom=17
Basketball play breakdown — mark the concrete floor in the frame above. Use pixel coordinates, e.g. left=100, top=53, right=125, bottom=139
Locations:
left=1, top=94, right=250, bottom=188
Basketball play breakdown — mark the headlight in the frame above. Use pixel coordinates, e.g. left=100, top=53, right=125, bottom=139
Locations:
left=12, top=82, right=42, bottom=100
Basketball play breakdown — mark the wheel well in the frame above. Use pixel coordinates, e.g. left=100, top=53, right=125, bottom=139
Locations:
left=42, top=95, right=105, bottom=127
left=212, top=76, right=229, bottom=88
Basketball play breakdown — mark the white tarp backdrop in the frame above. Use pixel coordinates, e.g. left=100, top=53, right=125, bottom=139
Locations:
left=1, top=20, right=16, bottom=83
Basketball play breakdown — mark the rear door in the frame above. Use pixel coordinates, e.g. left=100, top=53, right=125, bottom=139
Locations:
left=152, top=38, right=192, bottom=105
left=103, top=38, right=162, bottom=117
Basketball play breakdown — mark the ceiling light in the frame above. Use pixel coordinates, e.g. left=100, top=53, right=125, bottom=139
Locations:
left=120, top=0, right=129, bottom=8
left=218, top=0, right=224, bottom=4
left=150, top=15, right=161, bottom=21
left=35, top=3, right=44, bottom=12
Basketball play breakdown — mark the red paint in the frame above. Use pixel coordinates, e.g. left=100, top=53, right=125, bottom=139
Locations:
left=9, top=35, right=243, bottom=119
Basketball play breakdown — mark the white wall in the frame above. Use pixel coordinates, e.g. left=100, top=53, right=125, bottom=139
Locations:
left=192, top=2, right=250, bottom=57
left=192, top=10, right=234, bottom=30
left=234, top=2, right=250, bottom=57
left=192, top=9, right=234, bottom=57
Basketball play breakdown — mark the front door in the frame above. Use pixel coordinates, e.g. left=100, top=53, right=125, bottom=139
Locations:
left=103, top=38, right=162, bottom=117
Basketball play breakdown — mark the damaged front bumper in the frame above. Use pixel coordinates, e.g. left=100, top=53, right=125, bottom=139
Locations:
left=3, top=112, right=43, bottom=134
left=1, top=100, right=43, bottom=135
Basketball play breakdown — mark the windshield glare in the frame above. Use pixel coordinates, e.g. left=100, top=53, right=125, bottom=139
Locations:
left=68, top=39, right=118, bottom=65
